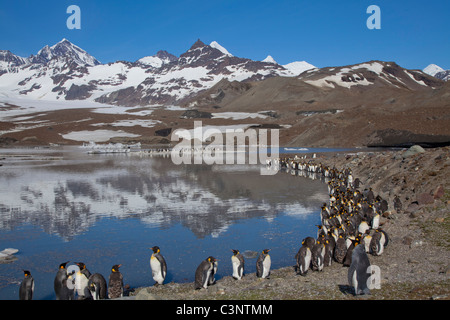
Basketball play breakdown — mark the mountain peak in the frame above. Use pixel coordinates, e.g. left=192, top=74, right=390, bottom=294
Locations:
left=283, top=60, right=316, bottom=75
left=156, top=50, right=178, bottom=62
left=209, top=41, right=233, bottom=57
left=35, top=39, right=100, bottom=66
left=423, top=64, right=445, bottom=77
left=137, top=50, right=178, bottom=68
left=262, top=55, right=277, bottom=64
left=189, top=39, right=207, bottom=51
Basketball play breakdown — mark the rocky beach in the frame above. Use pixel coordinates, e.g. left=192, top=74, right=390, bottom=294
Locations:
left=128, top=146, right=450, bottom=300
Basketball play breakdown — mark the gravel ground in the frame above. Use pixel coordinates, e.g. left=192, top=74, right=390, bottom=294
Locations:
left=129, top=146, right=450, bottom=300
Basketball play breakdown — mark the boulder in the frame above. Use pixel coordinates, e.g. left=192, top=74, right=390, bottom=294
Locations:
left=433, top=185, right=445, bottom=199
left=402, top=145, right=425, bottom=158
left=417, top=192, right=434, bottom=205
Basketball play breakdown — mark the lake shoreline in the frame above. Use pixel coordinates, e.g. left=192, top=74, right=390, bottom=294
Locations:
left=128, top=146, right=450, bottom=300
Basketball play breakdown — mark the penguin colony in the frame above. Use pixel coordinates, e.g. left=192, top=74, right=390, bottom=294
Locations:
left=18, top=154, right=392, bottom=299
left=276, top=156, right=390, bottom=296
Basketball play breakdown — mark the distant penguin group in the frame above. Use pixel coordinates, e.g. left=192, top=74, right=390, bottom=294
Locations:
left=52, top=261, right=117, bottom=300
left=277, top=156, right=390, bottom=296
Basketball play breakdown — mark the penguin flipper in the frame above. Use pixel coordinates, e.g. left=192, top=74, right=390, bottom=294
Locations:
left=256, top=260, right=262, bottom=277
left=159, top=256, right=167, bottom=278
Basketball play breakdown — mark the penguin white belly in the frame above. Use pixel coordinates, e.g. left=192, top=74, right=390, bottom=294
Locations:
left=317, top=254, right=324, bottom=271
left=231, top=256, right=242, bottom=280
left=75, top=272, right=89, bottom=296
left=262, top=255, right=271, bottom=278
left=372, top=214, right=380, bottom=229
left=364, top=236, right=372, bottom=253
left=377, top=235, right=385, bottom=255
left=358, top=221, right=369, bottom=234
left=203, top=270, right=212, bottom=288
left=352, top=270, right=358, bottom=293
left=301, top=249, right=311, bottom=274
left=150, top=256, right=164, bottom=284
left=346, top=238, right=353, bottom=249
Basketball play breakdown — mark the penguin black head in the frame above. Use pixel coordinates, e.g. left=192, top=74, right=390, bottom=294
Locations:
left=150, top=246, right=160, bottom=254
left=262, top=249, right=270, bottom=254
left=23, top=270, right=31, bottom=277
left=59, top=261, right=69, bottom=269
left=207, top=256, right=217, bottom=263
left=76, top=262, right=87, bottom=270
left=231, top=249, right=240, bottom=255
left=111, top=264, right=122, bottom=272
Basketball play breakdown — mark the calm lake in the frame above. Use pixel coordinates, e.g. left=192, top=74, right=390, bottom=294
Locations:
left=0, top=146, right=338, bottom=300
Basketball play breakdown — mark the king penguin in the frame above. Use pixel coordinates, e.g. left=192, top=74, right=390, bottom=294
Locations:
left=208, top=257, right=218, bottom=286
left=256, top=249, right=271, bottom=279
left=75, top=262, right=92, bottom=299
left=371, top=212, right=380, bottom=229
left=150, top=246, right=167, bottom=286
left=311, top=241, right=325, bottom=271
left=194, top=256, right=217, bottom=289
left=295, top=244, right=311, bottom=276
left=334, top=234, right=347, bottom=264
left=348, top=244, right=371, bottom=296
left=231, top=249, right=245, bottom=280
left=108, top=264, right=123, bottom=299
left=54, top=261, right=74, bottom=300
left=343, top=237, right=361, bottom=267
left=302, top=236, right=316, bottom=250
left=369, top=228, right=388, bottom=256
left=19, top=270, right=34, bottom=300
left=88, top=273, right=107, bottom=300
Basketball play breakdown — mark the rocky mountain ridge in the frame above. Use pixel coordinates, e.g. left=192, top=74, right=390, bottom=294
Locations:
left=423, top=63, right=450, bottom=81
left=0, top=39, right=314, bottom=106
left=0, top=39, right=449, bottom=148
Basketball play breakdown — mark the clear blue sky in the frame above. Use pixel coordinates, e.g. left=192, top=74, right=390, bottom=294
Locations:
left=1, top=0, right=449, bottom=70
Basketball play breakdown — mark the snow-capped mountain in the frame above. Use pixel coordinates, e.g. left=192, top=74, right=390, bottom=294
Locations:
left=262, top=55, right=277, bottom=64
left=298, top=61, right=440, bottom=90
left=282, top=61, right=316, bottom=76
left=1, top=38, right=442, bottom=112
left=136, top=50, right=178, bottom=68
left=261, top=55, right=316, bottom=75
left=423, top=64, right=450, bottom=81
left=0, top=39, right=312, bottom=106
left=186, top=60, right=444, bottom=112
left=0, top=50, right=29, bottom=68
left=209, top=41, right=232, bottom=57
left=424, top=64, right=444, bottom=76
left=32, top=38, right=101, bottom=66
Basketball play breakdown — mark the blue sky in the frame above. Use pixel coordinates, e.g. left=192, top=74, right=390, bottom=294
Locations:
left=1, top=0, right=449, bottom=70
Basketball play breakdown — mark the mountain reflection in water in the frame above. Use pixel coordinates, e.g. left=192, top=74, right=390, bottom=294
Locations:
left=0, top=147, right=329, bottom=299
